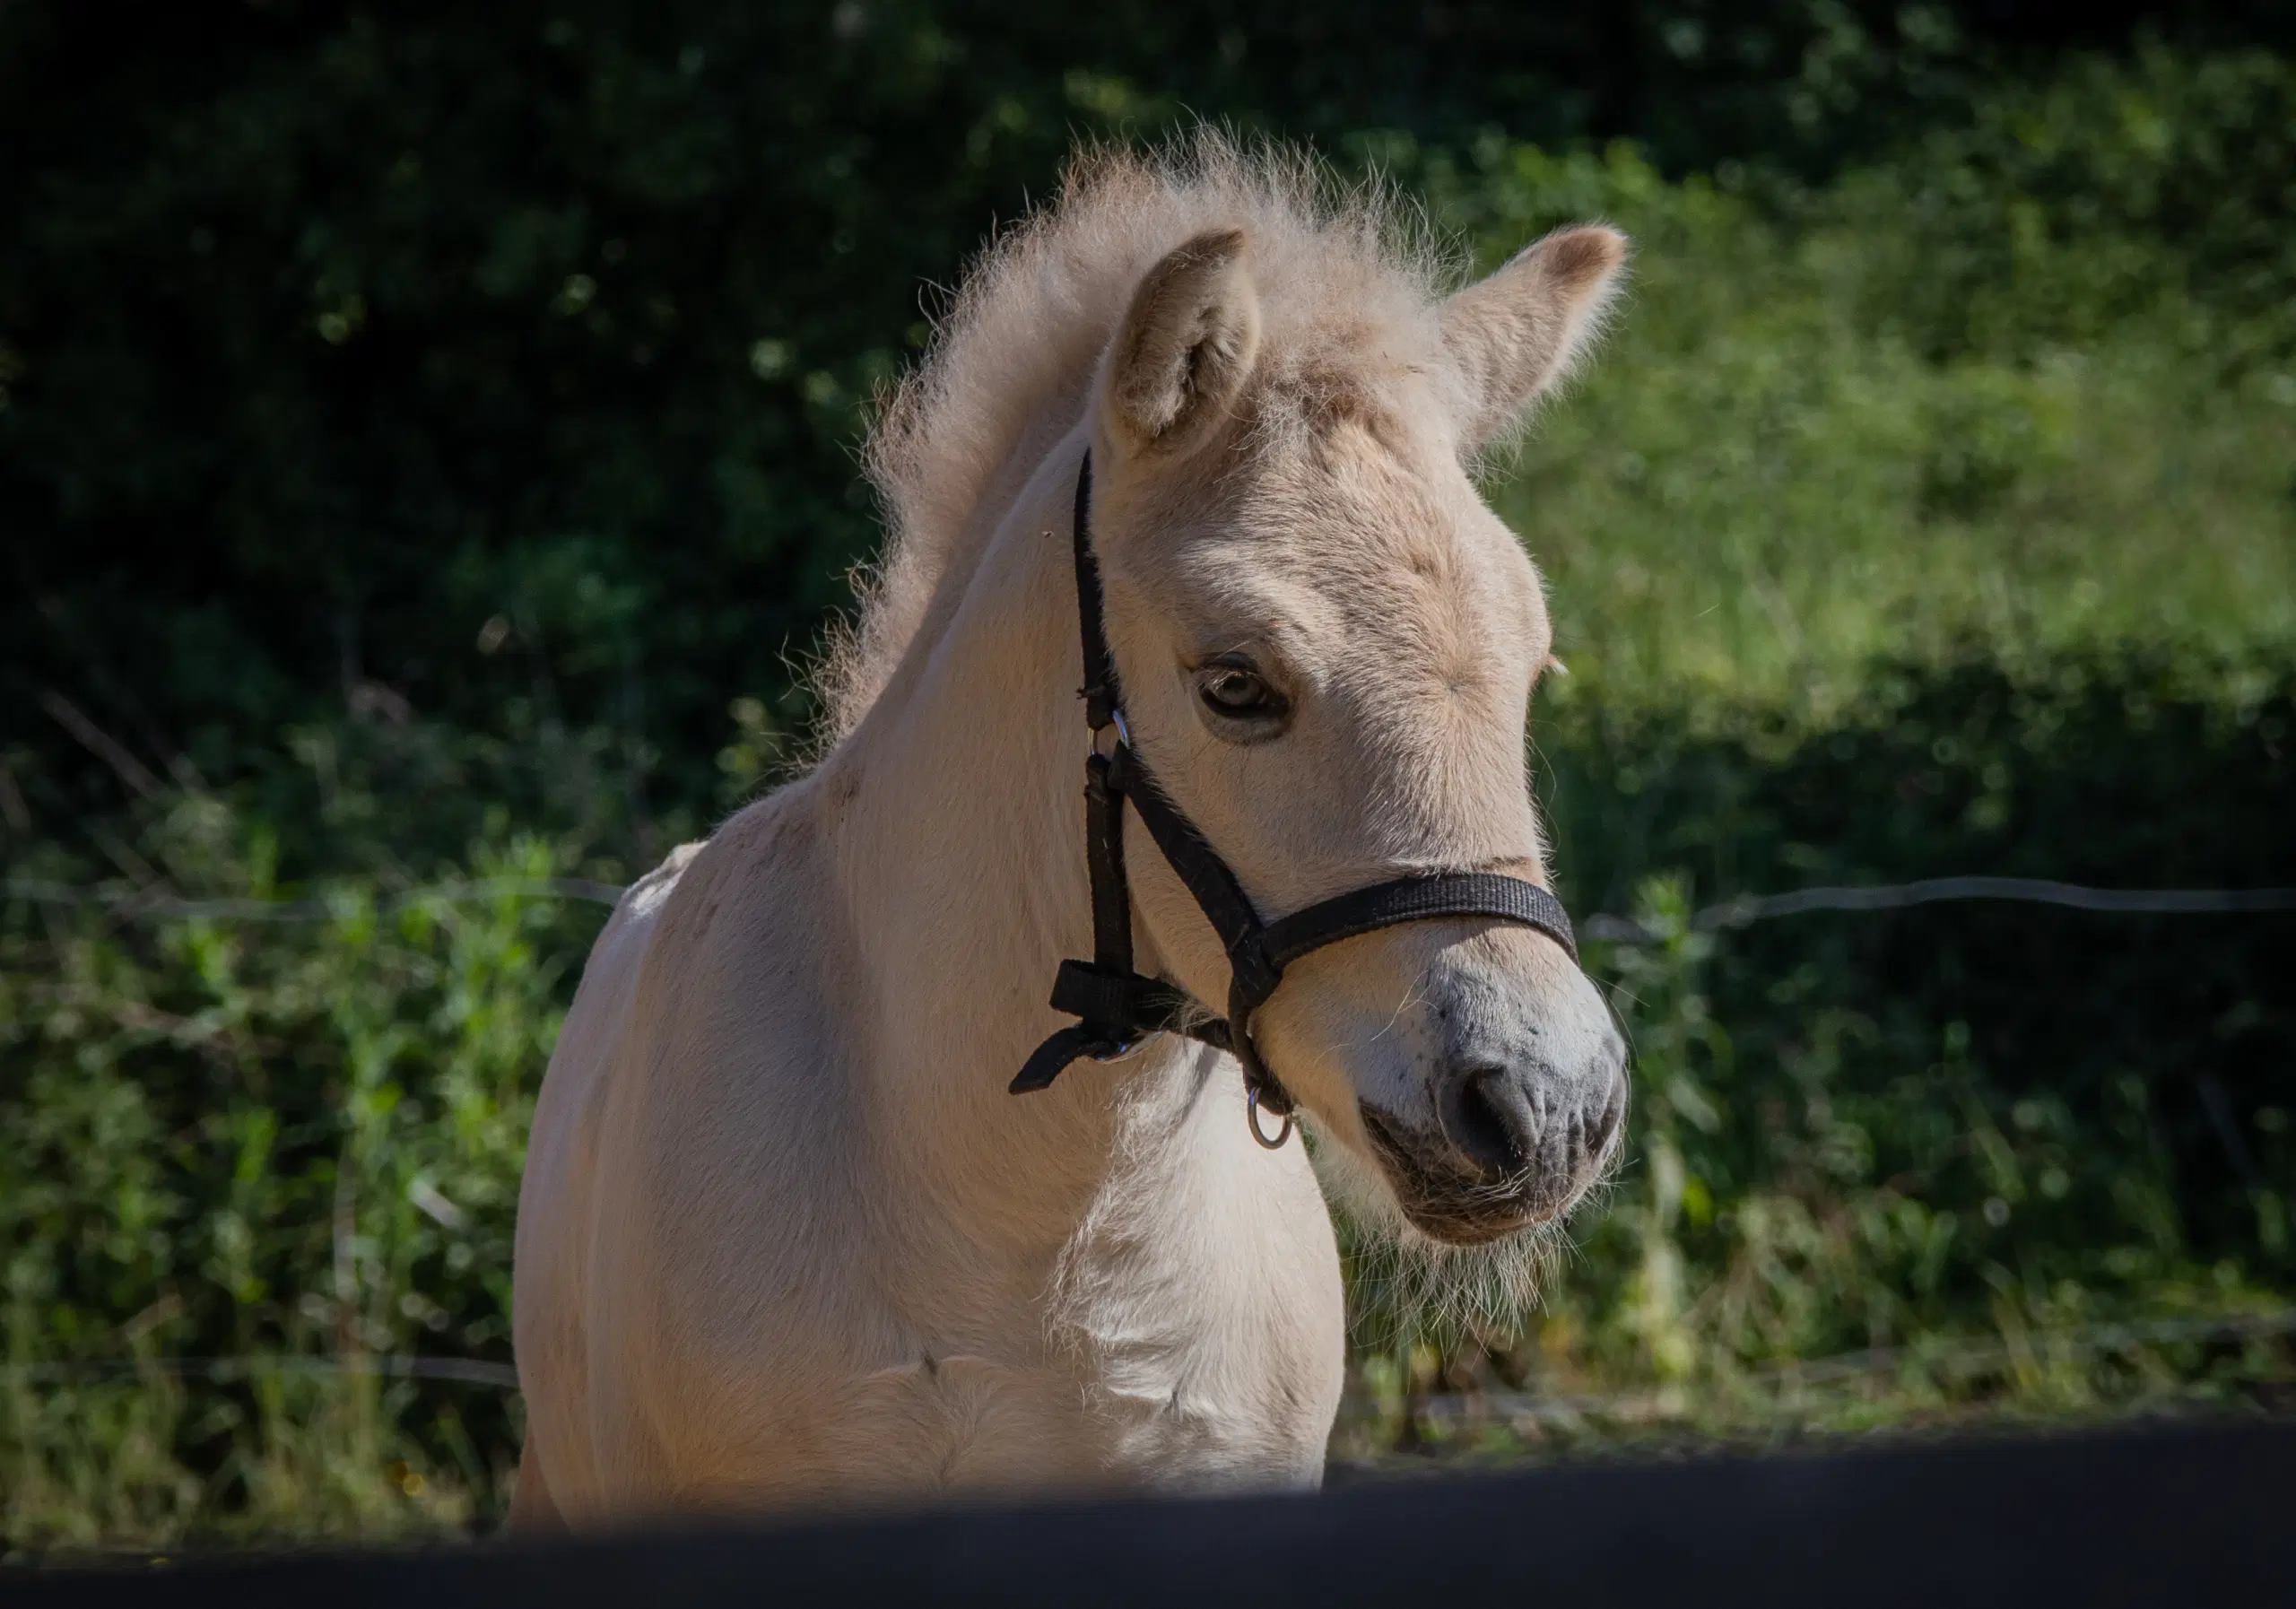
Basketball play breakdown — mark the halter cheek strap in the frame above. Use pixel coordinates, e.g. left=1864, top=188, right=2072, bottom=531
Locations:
left=1010, top=451, right=1578, bottom=1130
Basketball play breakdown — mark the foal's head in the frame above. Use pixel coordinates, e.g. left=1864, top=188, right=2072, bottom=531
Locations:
left=1091, top=222, right=1630, bottom=1245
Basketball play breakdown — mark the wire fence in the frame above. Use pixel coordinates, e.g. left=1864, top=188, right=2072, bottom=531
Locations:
left=0, top=1354, right=521, bottom=1390
left=14, top=1304, right=2290, bottom=1422
left=1582, top=875, right=2296, bottom=943
left=1346, top=1306, right=2296, bottom=1437
left=14, top=873, right=2296, bottom=942
left=3, top=876, right=627, bottom=922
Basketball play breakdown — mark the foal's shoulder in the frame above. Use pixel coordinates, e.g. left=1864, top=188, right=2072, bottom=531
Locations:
left=633, top=778, right=830, bottom=964
left=564, top=839, right=703, bottom=996
left=622, top=839, right=708, bottom=917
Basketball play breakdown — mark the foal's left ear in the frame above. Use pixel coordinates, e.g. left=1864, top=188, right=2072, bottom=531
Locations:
left=1101, top=227, right=1261, bottom=458
left=1439, top=224, right=1628, bottom=449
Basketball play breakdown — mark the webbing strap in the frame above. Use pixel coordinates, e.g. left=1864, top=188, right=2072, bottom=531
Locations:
left=1103, top=742, right=1290, bottom=1110
left=1073, top=453, right=1118, bottom=734
left=1107, top=744, right=1275, bottom=989
left=1011, top=1024, right=1116, bottom=1096
left=1264, top=873, right=1577, bottom=970
left=1083, top=752, right=1132, bottom=978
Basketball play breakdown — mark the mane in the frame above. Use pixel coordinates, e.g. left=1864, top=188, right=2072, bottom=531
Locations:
left=816, top=131, right=1450, bottom=744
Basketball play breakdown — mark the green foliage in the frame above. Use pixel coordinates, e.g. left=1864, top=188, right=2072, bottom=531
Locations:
left=2, top=787, right=597, bottom=1548
left=1387, top=60, right=2296, bottom=720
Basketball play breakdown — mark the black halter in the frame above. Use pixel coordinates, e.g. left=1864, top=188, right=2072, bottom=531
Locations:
left=1009, top=451, right=1578, bottom=1138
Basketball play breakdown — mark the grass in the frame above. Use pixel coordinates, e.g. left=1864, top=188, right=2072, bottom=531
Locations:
left=2, top=1368, right=506, bottom=1554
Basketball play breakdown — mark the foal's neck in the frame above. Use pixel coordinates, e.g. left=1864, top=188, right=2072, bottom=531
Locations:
left=822, top=426, right=1205, bottom=1244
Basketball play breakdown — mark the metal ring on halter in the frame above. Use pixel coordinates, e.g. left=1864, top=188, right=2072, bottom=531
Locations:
left=1091, top=707, right=1134, bottom=761
left=1246, top=1084, right=1295, bottom=1150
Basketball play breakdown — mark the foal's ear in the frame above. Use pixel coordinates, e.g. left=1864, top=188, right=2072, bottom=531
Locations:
left=1439, top=224, right=1628, bottom=448
left=1102, top=228, right=1260, bottom=457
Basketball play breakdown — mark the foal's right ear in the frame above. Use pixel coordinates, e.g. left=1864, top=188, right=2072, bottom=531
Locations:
left=1439, top=224, right=1628, bottom=449
left=1101, top=228, right=1260, bottom=457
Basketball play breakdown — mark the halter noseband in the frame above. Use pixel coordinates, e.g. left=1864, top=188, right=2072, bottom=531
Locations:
left=1009, top=450, right=1578, bottom=1144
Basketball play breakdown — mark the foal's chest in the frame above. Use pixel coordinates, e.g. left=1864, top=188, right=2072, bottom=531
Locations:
left=821, top=1326, right=1338, bottom=1497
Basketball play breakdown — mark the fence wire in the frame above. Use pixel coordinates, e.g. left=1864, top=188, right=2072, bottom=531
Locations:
left=4, top=876, right=625, bottom=922
left=16, top=1303, right=2289, bottom=1419
left=14, top=874, right=2296, bottom=943
left=1582, top=876, right=2296, bottom=942
left=1347, top=1307, right=2296, bottom=1436
left=0, top=1354, right=520, bottom=1389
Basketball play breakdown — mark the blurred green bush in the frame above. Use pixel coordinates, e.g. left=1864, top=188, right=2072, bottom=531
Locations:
left=7, top=6, right=2294, bottom=822
left=1474, top=656, right=2291, bottom=1439
left=1, top=790, right=587, bottom=1542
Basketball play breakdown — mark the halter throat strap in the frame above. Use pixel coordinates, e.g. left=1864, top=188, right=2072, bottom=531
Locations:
left=1010, top=450, right=1578, bottom=1111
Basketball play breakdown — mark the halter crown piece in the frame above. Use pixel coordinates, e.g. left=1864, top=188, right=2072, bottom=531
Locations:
left=1010, top=451, right=1578, bottom=1146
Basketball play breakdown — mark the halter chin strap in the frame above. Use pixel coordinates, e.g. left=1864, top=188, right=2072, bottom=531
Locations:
left=1010, top=450, right=1578, bottom=1121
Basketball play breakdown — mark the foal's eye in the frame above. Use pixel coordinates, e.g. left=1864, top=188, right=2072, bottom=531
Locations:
left=1196, top=661, right=1283, bottom=723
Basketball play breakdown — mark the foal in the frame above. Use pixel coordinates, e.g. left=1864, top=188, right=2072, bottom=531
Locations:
left=511, top=144, right=1629, bottom=1524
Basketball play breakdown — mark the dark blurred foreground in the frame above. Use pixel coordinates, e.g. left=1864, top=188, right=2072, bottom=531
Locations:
left=18, top=1420, right=2296, bottom=1607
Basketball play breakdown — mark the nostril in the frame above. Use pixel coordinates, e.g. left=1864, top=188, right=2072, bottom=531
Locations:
left=1439, top=1066, right=1538, bottom=1179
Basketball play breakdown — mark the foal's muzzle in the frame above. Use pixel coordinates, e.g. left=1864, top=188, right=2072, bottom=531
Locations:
left=1359, top=974, right=1628, bottom=1243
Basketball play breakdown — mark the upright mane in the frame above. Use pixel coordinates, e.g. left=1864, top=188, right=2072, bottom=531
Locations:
left=820, top=133, right=1448, bottom=742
